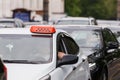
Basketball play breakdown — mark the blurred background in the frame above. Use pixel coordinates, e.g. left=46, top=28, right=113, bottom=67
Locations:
left=0, top=0, right=118, bottom=20
left=0, top=0, right=119, bottom=25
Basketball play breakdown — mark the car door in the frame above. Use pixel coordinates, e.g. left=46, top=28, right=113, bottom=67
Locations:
left=102, top=28, right=120, bottom=80
left=56, top=33, right=91, bottom=80
left=49, top=33, right=78, bottom=80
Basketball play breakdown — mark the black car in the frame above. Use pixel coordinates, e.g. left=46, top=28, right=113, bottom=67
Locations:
left=55, top=25, right=120, bottom=80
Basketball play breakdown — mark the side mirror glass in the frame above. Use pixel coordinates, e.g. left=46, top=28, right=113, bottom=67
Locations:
left=57, top=55, right=78, bottom=67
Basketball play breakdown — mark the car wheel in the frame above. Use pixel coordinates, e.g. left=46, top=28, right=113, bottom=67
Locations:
left=99, top=69, right=107, bottom=80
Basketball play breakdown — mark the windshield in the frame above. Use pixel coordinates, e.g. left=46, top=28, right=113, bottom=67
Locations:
left=56, top=20, right=90, bottom=25
left=0, top=21, right=15, bottom=28
left=63, top=29, right=101, bottom=48
left=0, top=34, right=52, bottom=64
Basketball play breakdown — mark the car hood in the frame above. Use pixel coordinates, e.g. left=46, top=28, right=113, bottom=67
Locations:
left=5, top=63, right=54, bottom=80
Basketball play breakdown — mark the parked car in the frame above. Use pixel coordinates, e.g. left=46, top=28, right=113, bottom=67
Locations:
left=0, top=25, right=91, bottom=80
left=0, top=18, right=24, bottom=28
left=55, top=17, right=97, bottom=25
left=56, top=25, right=120, bottom=80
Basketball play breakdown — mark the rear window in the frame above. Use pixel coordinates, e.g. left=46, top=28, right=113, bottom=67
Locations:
left=0, top=21, right=15, bottom=27
left=0, top=34, right=52, bottom=64
left=56, top=20, right=89, bottom=25
left=71, top=30, right=101, bottom=48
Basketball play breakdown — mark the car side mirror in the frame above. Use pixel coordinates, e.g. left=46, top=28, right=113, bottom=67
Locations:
left=57, top=55, right=78, bottom=67
left=107, top=42, right=119, bottom=49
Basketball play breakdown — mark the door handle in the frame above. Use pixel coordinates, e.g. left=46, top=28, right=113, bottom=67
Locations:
left=82, top=59, right=85, bottom=62
left=73, top=66, right=76, bottom=70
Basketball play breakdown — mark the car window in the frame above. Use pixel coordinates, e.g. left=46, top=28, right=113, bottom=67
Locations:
left=62, top=34, right=79, bottom=55
left=71, top=30, right=101, bottom=48
left=57, top=34, right=66, bottom=53
left=110, top=29, right=120, bottom=43
left=0, top=21, right=15, bottom=27
left=57, top=33, right=79, bottom=55
left=56, top=20, right=89, bottom=25
left=0, top=34, right=52, bottom=63
left=102, top=28, right=118, bottom=45
left=115, top=31, right=120, bottom=43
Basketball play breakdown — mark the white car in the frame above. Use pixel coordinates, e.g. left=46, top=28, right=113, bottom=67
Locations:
left=55, top=17, right=97, bottom=25
left=0, top=18, right=24, bottom=28
left=0, top=25, right=91, bottom=80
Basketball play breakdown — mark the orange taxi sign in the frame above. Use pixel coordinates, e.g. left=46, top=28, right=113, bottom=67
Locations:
left=30, top=25, right=56, bottom=34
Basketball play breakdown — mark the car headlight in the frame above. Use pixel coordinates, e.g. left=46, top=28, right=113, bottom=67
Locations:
left=39, top=74, right=51, bottom=80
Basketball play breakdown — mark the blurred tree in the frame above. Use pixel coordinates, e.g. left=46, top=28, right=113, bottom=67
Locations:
left=65, top=0, right=81, bottom=16
left=65, top=0, right=117, bottom=19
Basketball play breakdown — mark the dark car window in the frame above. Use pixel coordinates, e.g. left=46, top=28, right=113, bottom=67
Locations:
left=108, top=28, right=120, bottom=43
left=102, top=28, right=118, bottom=46
left=62, top=34, right=79, bottom=55
left=57, top=33, right=79, bottom=55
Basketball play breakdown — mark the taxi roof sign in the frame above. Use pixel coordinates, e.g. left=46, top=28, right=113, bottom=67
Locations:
left=30, top=25, right=56, bottom=34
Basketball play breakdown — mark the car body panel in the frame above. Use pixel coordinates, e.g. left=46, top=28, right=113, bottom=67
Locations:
left=5, top=63, right=54, bottom=80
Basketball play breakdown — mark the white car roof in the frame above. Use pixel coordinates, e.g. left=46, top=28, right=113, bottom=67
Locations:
left=58, top=17, right=94, bottom=20
left=0, top=27, right=66, bottom=35
left=55, top=17, right=96, bottom=25
left=0, top=28, right=31, bottom=34
left=55, top=24, right=100, bottom=28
